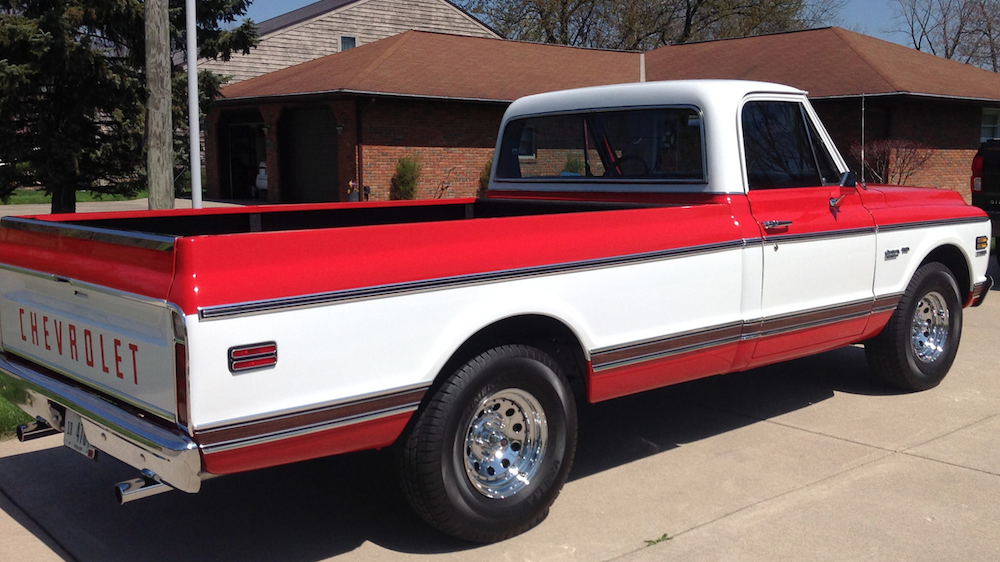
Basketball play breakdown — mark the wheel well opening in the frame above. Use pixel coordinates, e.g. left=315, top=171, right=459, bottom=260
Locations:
left=921, top=245, right=971, bottom=298
left=435, top=316, right=589, bottom=404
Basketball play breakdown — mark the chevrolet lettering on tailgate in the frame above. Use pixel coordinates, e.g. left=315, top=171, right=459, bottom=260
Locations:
left=16, top=306, right=141, bottom=384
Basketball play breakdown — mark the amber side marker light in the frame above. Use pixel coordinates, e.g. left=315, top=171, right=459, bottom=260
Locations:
left=229, top=342, right=278, bottom=373
left=977, top=236, right=989, bottom=251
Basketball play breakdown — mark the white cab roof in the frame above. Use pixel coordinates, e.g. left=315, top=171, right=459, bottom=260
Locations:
left=504, top=80, right=805, bottom=119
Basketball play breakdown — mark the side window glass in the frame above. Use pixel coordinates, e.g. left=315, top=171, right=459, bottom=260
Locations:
left=495, top=108, right=703, bottom=182
left=805, top=116, right=840, bottom=185
left=743, top=101, right=823, bottom=189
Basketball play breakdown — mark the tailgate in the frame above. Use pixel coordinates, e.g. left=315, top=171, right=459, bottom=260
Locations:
left=0, top=217, right=180, bottom=422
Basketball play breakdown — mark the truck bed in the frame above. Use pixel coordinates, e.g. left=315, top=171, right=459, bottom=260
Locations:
left=26, top=198, right=665, bottom=239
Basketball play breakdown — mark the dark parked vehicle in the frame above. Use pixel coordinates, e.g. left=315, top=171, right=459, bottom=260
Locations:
left=972, top=140, right=1000, bottom=249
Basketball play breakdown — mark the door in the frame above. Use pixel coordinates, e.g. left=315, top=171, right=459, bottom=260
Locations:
left=742, top=99, right=876, bottom=362
left=281, top=108, right=339, bottom=203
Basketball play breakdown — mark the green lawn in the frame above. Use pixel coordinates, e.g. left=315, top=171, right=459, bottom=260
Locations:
left=0, top=398, right=31, bottom=440
left=5, top=188, right=149, bottom=205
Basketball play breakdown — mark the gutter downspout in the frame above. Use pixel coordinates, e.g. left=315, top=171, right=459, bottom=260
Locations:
left=640, top=53, right=646, bottom=83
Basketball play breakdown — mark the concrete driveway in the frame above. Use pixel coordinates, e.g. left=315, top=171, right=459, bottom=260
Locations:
left=0, top=198, right=239, bottom=217
left=2, top=262, right=999, bottom=562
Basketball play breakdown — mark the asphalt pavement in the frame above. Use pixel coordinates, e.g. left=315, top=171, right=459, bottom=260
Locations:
left=0, top=261, right=998, bottom=562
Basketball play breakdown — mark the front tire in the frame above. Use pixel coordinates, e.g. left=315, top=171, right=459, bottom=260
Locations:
left=397, top=344, right=577, bottom=543
left=865, top=262, right=963, bottom=391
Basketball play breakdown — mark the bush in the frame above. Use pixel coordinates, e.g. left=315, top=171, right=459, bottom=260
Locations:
left=478, top=156, right=493, bottom=197
left=563, top=154, right=583, bottom=175
left=391, top=156, right=421, bottom=200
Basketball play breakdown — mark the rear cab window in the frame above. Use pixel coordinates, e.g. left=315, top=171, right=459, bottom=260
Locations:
left=495, top=107, right=706, bottom=187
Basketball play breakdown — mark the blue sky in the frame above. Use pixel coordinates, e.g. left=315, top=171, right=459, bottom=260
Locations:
left=241, top=0, right=906, bottom=46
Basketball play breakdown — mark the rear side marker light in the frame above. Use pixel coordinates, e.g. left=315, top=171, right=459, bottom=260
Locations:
left=229, top=342, right=277, bottom=374
left=976, top=236, right=989, bottom=251
left=972, top=155, right=983, bottom=193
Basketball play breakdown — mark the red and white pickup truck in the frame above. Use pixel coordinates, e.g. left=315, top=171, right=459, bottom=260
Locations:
left=0, top=80, right=992, bottom=542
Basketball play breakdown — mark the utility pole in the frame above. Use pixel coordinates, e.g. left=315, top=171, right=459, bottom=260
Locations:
left=146, top=0, right=174, bottom=210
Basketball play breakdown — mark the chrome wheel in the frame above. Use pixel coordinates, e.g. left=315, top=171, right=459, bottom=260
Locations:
left=463, top=388, right=547, bottom=499
left=911, top=290, right=950, bottom=363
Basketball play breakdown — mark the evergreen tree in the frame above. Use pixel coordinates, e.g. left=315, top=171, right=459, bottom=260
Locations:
left=0, top=0, right=257, bottom=213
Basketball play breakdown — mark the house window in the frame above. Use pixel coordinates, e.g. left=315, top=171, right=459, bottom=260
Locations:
left=517, top=126, right=536, bottom=160
left=340, top=36, right=356, bottom=51
left=983, top=108, right=1000, bottom=142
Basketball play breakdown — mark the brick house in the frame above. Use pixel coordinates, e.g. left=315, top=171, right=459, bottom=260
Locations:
left=208, top=31, right=640, bottom=202
left=200, top=0, right=498, bottom=84
left=206, top=27, right=1000, bottom=204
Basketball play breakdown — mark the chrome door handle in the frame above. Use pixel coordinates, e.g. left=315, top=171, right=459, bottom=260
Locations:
left=762, top=220, right=792, bottom=230
left=829, top=195, right=846, bottom=208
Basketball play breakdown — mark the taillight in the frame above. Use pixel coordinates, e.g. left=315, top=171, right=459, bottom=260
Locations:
left=172, top=311, right=190, bottom=433
left=972, top=154, right=983, bottom=193
left=229, top=342, right=277, bottom=373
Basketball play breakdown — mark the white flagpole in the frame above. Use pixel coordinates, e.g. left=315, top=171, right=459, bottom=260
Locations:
left=186, top=0, right=203, bottom=208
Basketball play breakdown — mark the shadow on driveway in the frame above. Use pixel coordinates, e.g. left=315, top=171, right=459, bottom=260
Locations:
left=0, top=346, right=888, bottom=561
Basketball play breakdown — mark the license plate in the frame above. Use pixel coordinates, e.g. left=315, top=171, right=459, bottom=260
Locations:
left=63, top=410, right=98, bottom=460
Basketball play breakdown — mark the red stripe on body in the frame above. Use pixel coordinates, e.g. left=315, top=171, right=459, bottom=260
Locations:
left=588, top=341, right=740, bottom=402
left=0, top=227, right=174, bottom=301
left=199, top=411, right=412, bottom=475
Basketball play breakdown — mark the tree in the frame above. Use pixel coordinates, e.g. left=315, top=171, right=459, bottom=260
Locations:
left=0, top=2, right=147, bottom=213
left=0, top=0, right=257, bottom=214
left=457, top=0, right=845, bottom=49
left=849, top=139, right=933, bottom=185
left=893, top=0, right=1000, bottom=72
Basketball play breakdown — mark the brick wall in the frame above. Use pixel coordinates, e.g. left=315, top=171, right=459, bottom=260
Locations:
left=814, top=97, right=984, bottom=201
left=361, top=99, right=506, bottom=200
left=905, top=149, right=977, bottom=203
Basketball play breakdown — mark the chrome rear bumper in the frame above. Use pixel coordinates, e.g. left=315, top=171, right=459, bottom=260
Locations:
left=0, top=353, right=203, bottom=493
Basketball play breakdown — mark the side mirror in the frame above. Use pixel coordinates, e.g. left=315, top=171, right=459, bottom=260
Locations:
left=839, top=170, right=858, bottom=188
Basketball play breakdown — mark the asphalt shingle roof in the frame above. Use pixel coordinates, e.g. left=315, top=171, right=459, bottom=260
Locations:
left=220, top=31, right=641, bottom=102
left=220, top=27, right=1000, bottom=103
left=644, top=27, right=1000, bottom=100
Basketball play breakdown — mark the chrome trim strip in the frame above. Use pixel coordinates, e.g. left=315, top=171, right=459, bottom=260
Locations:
left=591, top=321, right=743, bottom=372
left=199, top=240, right=749, bottom=320
left=873, top=292, right=905, bottom=314
left=1, top=216, right=175, bottom=251
left=0, top=354, right=202, bottom=493
left=756, top=299, right=872, bottom=338
left=193, top=383, right=430, bottom=433
left=591, top=298, right=878, bottom=373
left=197, top=385, right=429, bottom=453
left=200, top=404, right=420, bottom=454
left=876, top=216, right=990, bottom=233
left=762, top=226, right=876, bottom=243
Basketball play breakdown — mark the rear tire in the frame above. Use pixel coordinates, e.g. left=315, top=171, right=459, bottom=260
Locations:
left=865, top=262, right=963, bottom=391
left=397, top=344, right=577, bottom=543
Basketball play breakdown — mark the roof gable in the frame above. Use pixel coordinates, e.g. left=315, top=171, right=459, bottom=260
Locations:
left=221, top=31, right=641, bottom=102
left=256, top=0, right=497, bottom=38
